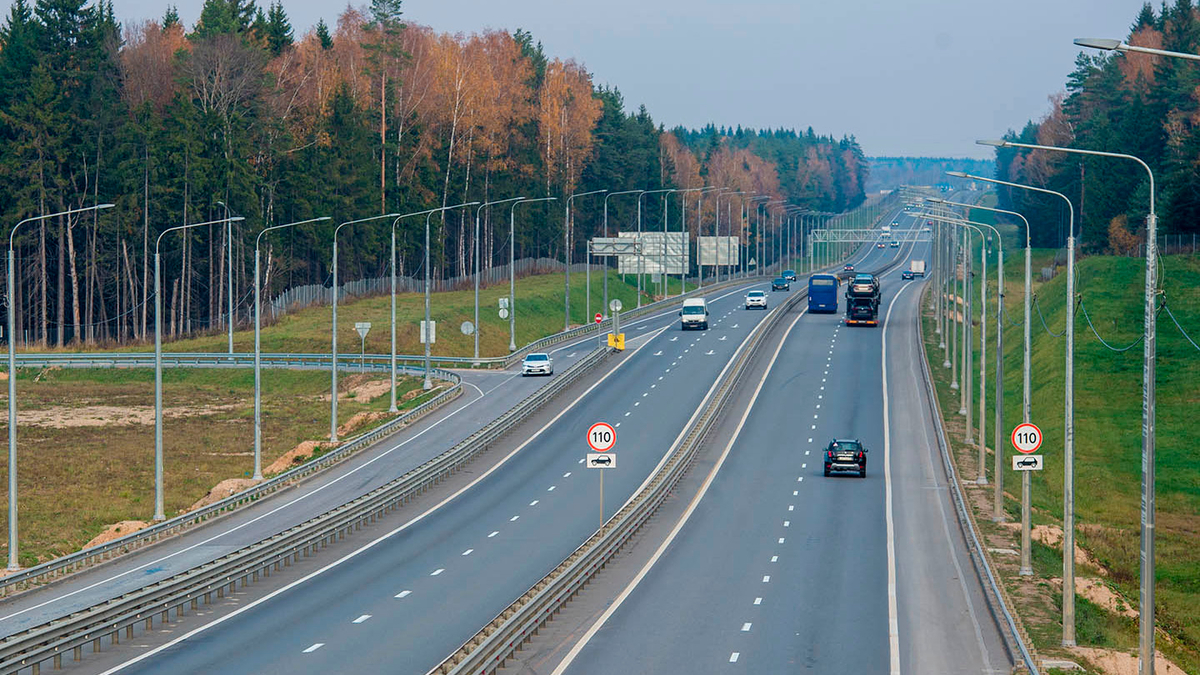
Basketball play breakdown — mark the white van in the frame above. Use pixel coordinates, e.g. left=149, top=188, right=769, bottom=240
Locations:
left=680, top=298, right=709, bottom=330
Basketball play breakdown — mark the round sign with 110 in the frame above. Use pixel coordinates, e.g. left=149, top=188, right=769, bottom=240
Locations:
left=587, top=422, right=616, bottom=452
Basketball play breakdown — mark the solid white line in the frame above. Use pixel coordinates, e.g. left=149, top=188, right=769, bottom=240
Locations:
left=352, top=614, right=371, bottom=624
left=549, top=309, right=807, bottom=675
left=881, top=280, right=915, bottom=675
left=394, top=590, right=411, bottom=598
left=302, top=643, right=324, bottom=653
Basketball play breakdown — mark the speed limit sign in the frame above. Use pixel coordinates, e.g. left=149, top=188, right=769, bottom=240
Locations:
left=587, top=422, right=616, bottom=452
left=1011, top=423, right=1043, bottom=454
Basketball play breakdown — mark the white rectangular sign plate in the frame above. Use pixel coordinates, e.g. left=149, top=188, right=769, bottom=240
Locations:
left=586, top=453, right=616, bottom=469
left=1012, top=455, right=1043, bottom=471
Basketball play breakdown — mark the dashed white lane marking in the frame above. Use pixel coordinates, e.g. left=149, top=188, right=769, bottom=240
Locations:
left=811, top=424, right=816, bottom=429
left=651, top=384, right=657, bottom=389
left=754, top=597, right=763, bottom=605
left=816, top=404, right=821, bottom=409
left=783, top=521, right=790, bottom=527
left=801, top=464, right=807, bottom=469
left=762, top=576, right=771, bottom=583
left=303, top=643, right=324, bottom=653
left=488, top=531, right=499, bottom=538
left=395, top=590, right=411, bottom=598
left=529, top=500, right=539, bottom=506
left=813, top=414, right=818, bottom=419
left=658, top=376, right=664, bottom=381
left=430, top=568, right=444, bottom=576
left=741, top=623, right=753, bottom=632
left=462, top=549, right=474, bottom=556
left=624, top=412, right=631, bottom=417
left=563, top=472, right=571, bottom=478
left=805, top=450, right=810, bottom=455
left=778, top=538, right=785, bottom=544
left=666, top=368, right=671, bottom=372
left=770, top=556, right=778, bottom=563
left=730, top=653, right=740, bottom=663
left=793, top=491, right=798, bottom=496
left=615, top=422, right=621, bottom=428
left=511, top=515, right=520, bottom=521
left=808, top=438, right=813, bottom=443
left=578, top=458, right=585, bottom=464
left=634, top=402, right=641, bottom=407
left=548, top=486, right=556, bottom=491
left=788, top=505, right=794, bottom=511
left=353, top=614, right=372, bottom=624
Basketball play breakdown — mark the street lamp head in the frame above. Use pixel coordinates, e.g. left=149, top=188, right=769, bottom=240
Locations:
left=1075, top=37, right=1123, bottom=51
left=98, top=203, right=116, bottom=210
left=926, top=197, right=946, bottom=204
left=976, top=139, right=1007, bottom=148
left=946, top=171, right=971, bottom=179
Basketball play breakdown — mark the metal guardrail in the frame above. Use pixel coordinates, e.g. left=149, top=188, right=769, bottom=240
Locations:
left=915, top=283, right=1039, bottom=674
left=0, top=364, right=461, bottom=597
left=428, top=246, right=912, bottom=675
left=0, top=345, right=611, bottom=674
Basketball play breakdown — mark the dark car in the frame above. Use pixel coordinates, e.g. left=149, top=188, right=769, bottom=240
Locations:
left=889, top=240, right=900, bottom=248
left=783, top=270, right=797, bottom=282
left=771, top=277, right=790, bottom=291
left=824, top=438, right=868, bottom=477
left=901, top=270, right=915, bottom=280
left=843, top=263, right=854, bottom=272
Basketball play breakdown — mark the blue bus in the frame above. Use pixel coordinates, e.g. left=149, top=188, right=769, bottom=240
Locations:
left=808, top=274, right=839, bottom=313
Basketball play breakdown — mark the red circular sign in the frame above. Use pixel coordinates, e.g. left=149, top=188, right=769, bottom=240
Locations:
left=1011, top=423, right=1043, bottom=454
left=595, top=312, right=603, bottom=324
left=587, top=422, right=616, bottom=452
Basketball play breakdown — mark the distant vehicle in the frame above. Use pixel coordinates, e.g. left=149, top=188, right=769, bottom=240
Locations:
left=876, top=242, right=886, bottom=249
left=902, top=269, right=915, bottom=280
left=679, top=297, right=709, bottom=330
left=771, top=277, right=790, bottom=292
left=843, top=263, right=854, bottom=272
left=808, top=274, right=839, bottom=313
left=881, top=224, right=891, bottom=239
left=522, top=352, right=553, bottom=376
left=889, top=240, right=900, bottom=248
left=824, top=438, right=868, bottom=477
left=783, top=270, right=797, bottom=282
left=591, top=454, right=612, bottom=466
left=1016, top=456, right=1039, bottom=469
left=909, top=260, right=926, bottom=277
left=745, top=290, right=768, bottom=310
left=891, top=220, right=899, bottom=226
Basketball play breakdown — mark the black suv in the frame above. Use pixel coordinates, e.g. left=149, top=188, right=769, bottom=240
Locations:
left=824, top=438, right=868, bottom=477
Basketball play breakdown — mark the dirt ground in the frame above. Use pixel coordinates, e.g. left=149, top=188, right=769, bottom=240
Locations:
left=1070, top=647, right=1189, bottom=675
left=10, top=403, right=240, bottom=428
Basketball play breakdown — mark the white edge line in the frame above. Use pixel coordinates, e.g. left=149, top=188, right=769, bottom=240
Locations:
left=883, top=279, right=915, bottom=675
left=549, top=308, right=807, bottom=675
left=96, top=318, right=672, bottom=674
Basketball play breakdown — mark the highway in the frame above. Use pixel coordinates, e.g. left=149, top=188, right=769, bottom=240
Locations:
left=0, top=284, right=754, bottom=637
left=533, top=213, right=1012, bottom=674
left=30, top=227, right=901, bottom=675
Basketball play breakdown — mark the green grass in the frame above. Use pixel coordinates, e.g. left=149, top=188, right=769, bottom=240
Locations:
left=33, top=270, right=654, bottom=359
left=928, top=241, right=1200, bottom=671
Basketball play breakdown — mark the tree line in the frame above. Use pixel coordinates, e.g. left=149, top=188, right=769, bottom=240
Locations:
left=993, top=1, right=1200, bottom=252
left=0, top=0, right=867, bottom=347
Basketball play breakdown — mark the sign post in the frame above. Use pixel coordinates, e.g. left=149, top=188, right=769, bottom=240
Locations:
left=354, top=322, right=371, bottom=372
left=587, top=422, right=616, bottom=527
left=1012, top=422, right=1042, bottom=576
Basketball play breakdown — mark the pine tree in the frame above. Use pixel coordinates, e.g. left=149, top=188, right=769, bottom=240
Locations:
left=162, top=4, right=179, bottom=30
left=263, top=1, right=292, bottom=56
left=315, top=18, right=332, bottom=49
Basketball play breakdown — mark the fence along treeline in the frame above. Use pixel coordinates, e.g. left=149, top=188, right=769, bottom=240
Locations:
left=993, top=1, right=1200, bottom=253
left=0, top=0, right=866, bottom=348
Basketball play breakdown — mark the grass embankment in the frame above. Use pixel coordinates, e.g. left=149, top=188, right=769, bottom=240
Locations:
left=923, top=235, right=1200, bottom=673
left=34, top=270, right=654, bottom=358
left=0, top=271, right=664, bottom=567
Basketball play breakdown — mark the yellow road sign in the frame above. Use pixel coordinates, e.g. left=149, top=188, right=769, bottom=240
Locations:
left=607, top=333, right=625, bottom=350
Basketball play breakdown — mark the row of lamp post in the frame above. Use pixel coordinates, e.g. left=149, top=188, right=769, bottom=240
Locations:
left=924, top=31, right=1165, bottom=667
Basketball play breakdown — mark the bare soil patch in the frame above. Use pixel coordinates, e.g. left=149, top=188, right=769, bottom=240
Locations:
left=263, top=440, right=335, bottom=476
left=186, top=478, right=263, bottom=512
left=82, top=521, right=150, bottom=549
left=1070, top=646, right=1188, bottom=675
left=12, top=403, right=240, bottom=428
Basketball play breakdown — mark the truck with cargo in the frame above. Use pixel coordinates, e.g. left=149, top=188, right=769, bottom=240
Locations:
left=909, top=259, right=926, bottom=277
left=845, top=273, right=880, bottom=326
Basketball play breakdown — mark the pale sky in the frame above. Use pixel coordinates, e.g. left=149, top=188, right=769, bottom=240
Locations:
left=6, top=0, right=1147, bottom=158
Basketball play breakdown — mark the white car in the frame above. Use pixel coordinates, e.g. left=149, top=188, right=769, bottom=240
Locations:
left=745, top=290, right=768, bottom=310
left=521, top=352, right=553, bottom=376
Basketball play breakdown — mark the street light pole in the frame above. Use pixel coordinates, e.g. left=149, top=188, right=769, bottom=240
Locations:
left=7, top=203, right=113, bottom=569
left=510, top=198, right=557, bottom=351
left=255, top=216, right=328, bottom=479
left=474, top=197, right=524, bottom=360
left=390, top=207, right=444, bottom=412
left=424, top=203, right=478, bottom=389
left=635, top=189, right=672, bottom=306
left=331, top=212, right=400, bottom=442
left=154, top=215, right=242, bottom=523
left=216, top=201, right=236, bottom=356
left=564, top=189, right=607, bottom=328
